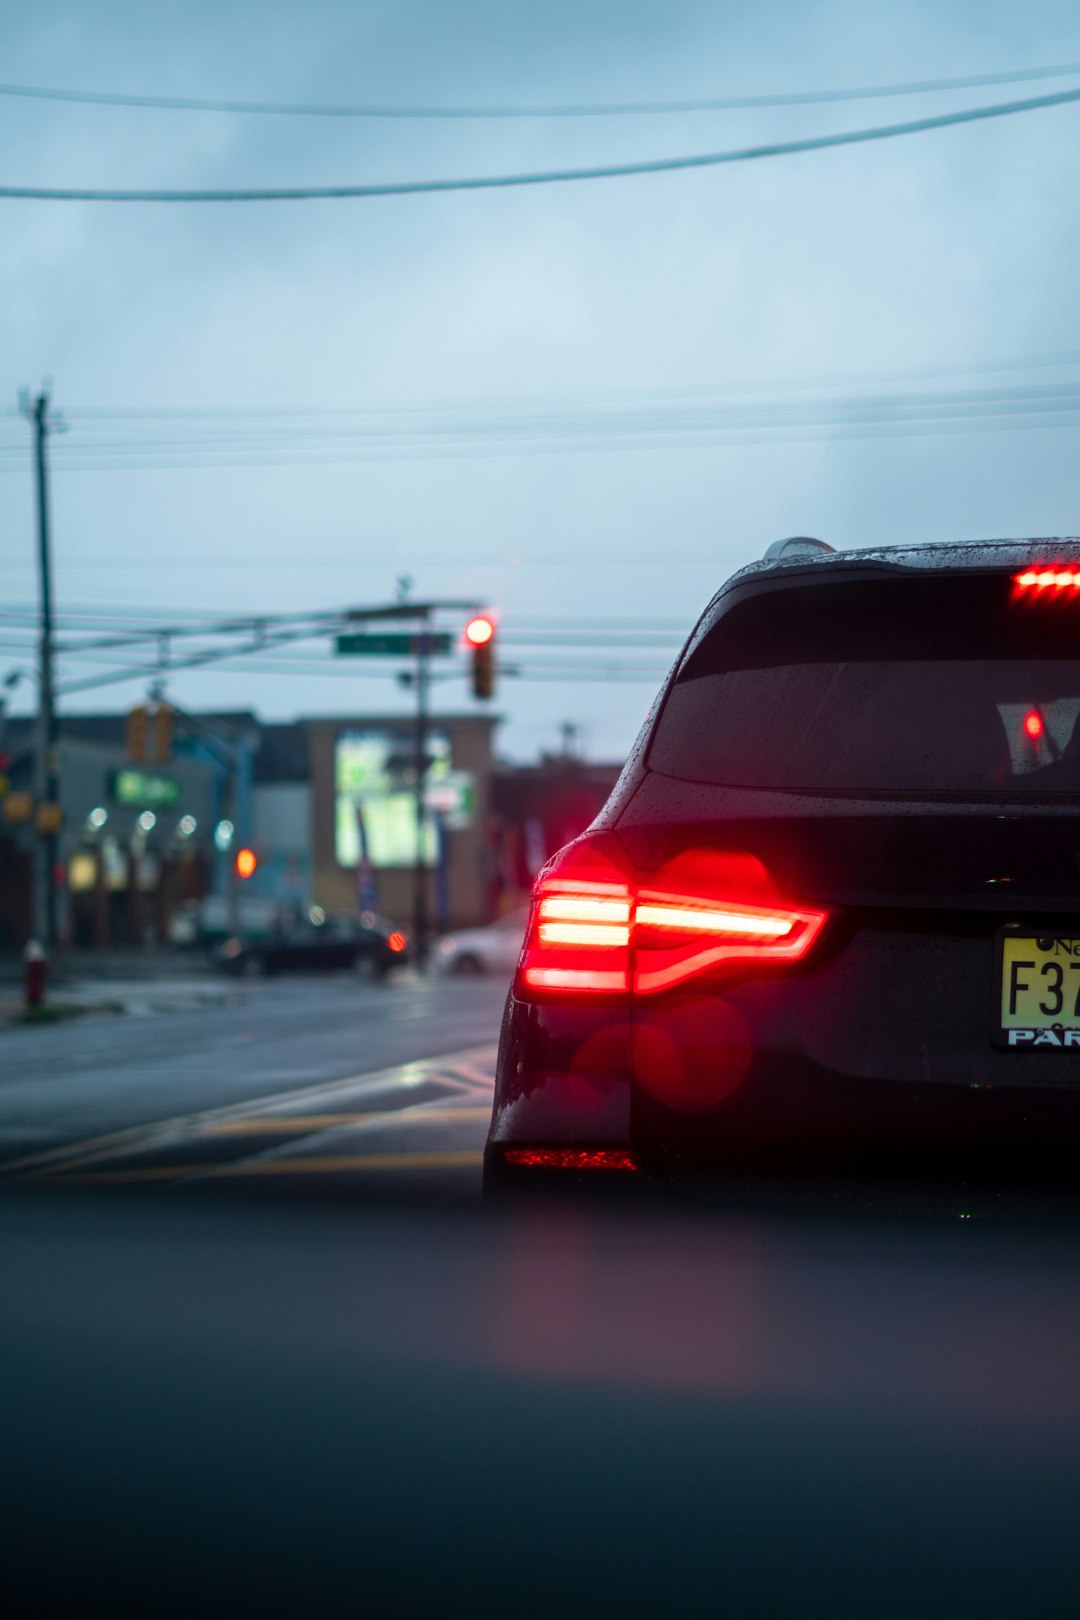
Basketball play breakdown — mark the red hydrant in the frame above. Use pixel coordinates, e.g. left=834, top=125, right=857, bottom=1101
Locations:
left=23, top=939, right=47, bottom=1009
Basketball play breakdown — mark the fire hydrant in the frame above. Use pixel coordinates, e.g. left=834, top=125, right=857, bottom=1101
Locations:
left=23, top=939, right=47, bottom=1010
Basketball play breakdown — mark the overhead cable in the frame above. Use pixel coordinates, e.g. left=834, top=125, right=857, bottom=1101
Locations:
left=1, top=61, right=1079, bottom=119
left=3, top=379, right=1080, bottom=468
left=2, top=82, right=1080, bottom=201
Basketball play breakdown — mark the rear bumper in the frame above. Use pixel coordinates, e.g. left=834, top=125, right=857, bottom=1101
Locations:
left=487, top=987, right=1080, bottom=1179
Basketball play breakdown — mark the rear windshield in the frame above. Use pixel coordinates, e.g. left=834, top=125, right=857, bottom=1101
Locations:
left=649, top=574, right=1080, bottom=795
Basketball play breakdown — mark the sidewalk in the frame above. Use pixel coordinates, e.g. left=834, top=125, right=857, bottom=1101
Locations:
left=0, top=946, right=215, bottom=986
left=0, top=965, right=234, bottom=1026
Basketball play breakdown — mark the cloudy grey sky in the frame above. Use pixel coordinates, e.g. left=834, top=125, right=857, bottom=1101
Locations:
left=2, top=0, right=1080, bottom=759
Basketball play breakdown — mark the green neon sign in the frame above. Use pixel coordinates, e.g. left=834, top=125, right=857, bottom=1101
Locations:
left=109, top=770, right=182, bottom=809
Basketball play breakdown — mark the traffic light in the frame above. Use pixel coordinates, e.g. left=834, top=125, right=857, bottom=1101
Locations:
left=152, top=703, right=174, bottom=764
left=126, top=705, right=149, bottom=762
left=465, top=615, right=496, bottom=700
left=235, top=848, right=257, bottom=880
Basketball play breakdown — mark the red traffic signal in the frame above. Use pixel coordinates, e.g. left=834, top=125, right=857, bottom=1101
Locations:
left=465, top=615, right=496, bottom=699
left=465, top=615, right=495, bottom=647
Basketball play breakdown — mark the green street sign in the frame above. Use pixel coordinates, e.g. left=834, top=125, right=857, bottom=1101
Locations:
left=109, top=769, right=182, bottom=809
left=336, top=632, right=453, bottom=657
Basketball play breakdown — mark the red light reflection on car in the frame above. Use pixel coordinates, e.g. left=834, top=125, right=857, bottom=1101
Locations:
left=502, top=1148, right=639, bottom=1171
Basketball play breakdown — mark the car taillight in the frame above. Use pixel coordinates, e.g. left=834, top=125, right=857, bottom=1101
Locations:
left=517, top=835, right=827, bottom=999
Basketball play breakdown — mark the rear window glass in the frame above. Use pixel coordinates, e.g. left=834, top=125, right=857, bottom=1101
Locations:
left=649, top=575, right=1080, bottom=795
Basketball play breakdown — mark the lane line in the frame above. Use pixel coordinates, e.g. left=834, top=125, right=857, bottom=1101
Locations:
left=213, top=1149, right=485, bottom=1178
left=4, top=1042, right=498, bottom=1179
left=30, top=1098, right=490, bottom=1179
left=56, top=1164, right=211, bottom=1184
left=203, top=1106, right=493, bottom=1136
left=62, top=1149, right=484, bottom=1184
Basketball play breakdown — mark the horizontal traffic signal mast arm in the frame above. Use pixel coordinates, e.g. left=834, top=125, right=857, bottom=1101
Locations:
left=52, top=599, right=488, bottom=697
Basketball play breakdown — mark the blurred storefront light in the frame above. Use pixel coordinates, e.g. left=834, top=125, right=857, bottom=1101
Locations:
left=68, top=852, right=97, bottom=893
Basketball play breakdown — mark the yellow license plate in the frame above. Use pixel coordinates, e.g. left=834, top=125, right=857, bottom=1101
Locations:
left=999, top=934, right=1080, bottom=1048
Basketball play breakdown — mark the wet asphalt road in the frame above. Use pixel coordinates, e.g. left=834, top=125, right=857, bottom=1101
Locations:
left=10, top=972, right=1080, bottom=1615
left=0, top=971, right=507, bottom=1194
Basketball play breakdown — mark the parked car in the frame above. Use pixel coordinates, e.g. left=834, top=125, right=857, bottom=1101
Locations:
left=216, top=914, right=410, bottom=978
left=435, top=909, right=530, bottom=977
left=487, top=536, right=1080, bottom=1186
left=183, top=894, right=283, bottom=944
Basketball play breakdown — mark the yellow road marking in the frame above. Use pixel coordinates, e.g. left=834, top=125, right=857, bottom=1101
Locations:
left=5, top=1042, right=498, bottom=1180
left=203, top=1106, right=492, bottom=1136
left=210, top=1150, right=484, bottom=1177
left=58, top=1149, right=484, bottom=1184
left=57, top=1164, right=210, bottom=1184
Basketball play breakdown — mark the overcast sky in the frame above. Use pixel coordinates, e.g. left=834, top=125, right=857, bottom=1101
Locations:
left=2, top=0, right=1080, bottom=760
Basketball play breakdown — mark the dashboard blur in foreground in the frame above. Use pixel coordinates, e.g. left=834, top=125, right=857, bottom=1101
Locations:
left=5, top=1190, right=1080, bottom=1619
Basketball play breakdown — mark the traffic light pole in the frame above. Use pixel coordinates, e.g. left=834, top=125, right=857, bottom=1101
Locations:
left=413, top=626, right=432, bottom=969
left=26, top=390, right=58, bottom=948
left=226, top=743, right=241, bottom=936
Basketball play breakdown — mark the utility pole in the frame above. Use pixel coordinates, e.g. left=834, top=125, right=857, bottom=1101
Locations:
left=20, top=388, right=59, bottom=947
left=413, top=621, right=432, bottom=969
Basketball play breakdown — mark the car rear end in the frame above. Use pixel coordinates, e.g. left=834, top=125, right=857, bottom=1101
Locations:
left=486, top=545, right=1080, bottom=1187
left=368, top=916, right=411, bottom=976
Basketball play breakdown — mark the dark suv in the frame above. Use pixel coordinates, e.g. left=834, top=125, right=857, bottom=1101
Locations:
left=486, top=537, right=1080, bottom=1185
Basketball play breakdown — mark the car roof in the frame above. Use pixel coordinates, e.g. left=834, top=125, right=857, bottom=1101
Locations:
left=724, top=536, right=1080, bottom=596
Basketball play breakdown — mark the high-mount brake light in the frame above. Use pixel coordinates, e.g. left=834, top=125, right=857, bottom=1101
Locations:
left=517, top=837, right=828, bottom=999
left=1024, top=710, right=1045, bottom=740
left=1014, top=568, right=1080, bottom=593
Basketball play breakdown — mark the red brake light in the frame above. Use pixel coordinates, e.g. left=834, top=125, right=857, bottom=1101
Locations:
left=387, top=931, right=407, bottom=953
left=517, top=835, right=828, bottom=999
left=1023, top=710, right=1044, bottom=740
left=1013, top=567, right=1080, bottom=593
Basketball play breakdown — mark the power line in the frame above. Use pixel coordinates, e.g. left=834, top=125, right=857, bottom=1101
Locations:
left=2, top=409, right=1078, bottom=480
left=59, top=350, right=1080, bottom=415
left=3, top=346, right=1079, bottom=430
left=3, top=82, right=1080, bottom=201
left=4, top=379, right=1080, bottom=444
left=1, top=61, right=1079, bottom=119
left=4, top=378, right=1080, bottom=472
left=0, top=604, right=694, bottom=631
left=51, top=659, right=667, bottom=694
